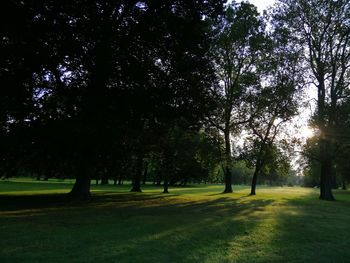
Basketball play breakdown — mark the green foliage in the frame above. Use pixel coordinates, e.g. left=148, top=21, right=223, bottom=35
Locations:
left=210, top=2, right=265, bottom=133
left=302, top=137, right=321, bottom=187
left=2, top=0, right=348, bottom=197
left=231, top=160, right=254, bottom=185
left=0, top=0, right=225, bottom=195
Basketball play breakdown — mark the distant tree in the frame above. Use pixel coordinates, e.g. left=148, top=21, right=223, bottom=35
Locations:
left=302, top=136, right=320, bottom=186
left=259, top=145, right=292, bottom=186
left=155, top=127, right=223, bottom=193
left=231, top=160, right=254, bottom=185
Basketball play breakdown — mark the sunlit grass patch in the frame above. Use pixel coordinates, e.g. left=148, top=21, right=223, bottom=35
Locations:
left=0, top=179, right=350, bottom=263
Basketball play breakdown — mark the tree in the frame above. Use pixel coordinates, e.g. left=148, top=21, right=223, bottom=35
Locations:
left=333, top=100, right=350, bottom=189
left=126, top=0, right=224, bottom=193
left=209, top=2, right=265, bottom=193
left=275, top=0, right=350, bottom=200
left=0, top=0, right=224, bottom=199
left=244, top=18, right=302, bottom=195
left=302, top=137, right=321, bottom=187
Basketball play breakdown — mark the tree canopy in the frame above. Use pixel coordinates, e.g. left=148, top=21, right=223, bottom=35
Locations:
left=1, top=0, right=349, bottom=199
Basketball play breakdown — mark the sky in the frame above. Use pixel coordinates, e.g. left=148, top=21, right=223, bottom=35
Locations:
left=245, top=0, right=276, bottom=13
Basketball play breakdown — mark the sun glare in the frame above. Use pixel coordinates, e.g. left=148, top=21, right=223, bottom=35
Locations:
left=300, top=126, right=315, bottom=138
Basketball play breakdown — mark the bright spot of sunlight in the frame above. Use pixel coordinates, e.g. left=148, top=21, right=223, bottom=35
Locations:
left=299, top=126, right=315, bottom=138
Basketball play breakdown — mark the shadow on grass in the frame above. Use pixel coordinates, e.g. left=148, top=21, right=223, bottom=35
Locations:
left=0, top=189, right=276, bottom=263
left=0, top=191, right=179, bottom=212
left=238, top=189, right=350, bottom=263
left=5, top=187, right=350, bottom=262
left=0, top=193, right=72, bottom=211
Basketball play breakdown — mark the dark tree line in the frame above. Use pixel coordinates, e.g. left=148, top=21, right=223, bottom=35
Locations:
left=1, top=0, right=349, bottom=200
left=1, top=0, right=225, bottom=199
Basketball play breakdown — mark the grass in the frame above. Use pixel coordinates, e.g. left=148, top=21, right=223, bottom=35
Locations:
left=1, top=179, right=350, bottom=263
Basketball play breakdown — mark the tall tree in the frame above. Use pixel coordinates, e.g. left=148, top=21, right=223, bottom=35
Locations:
left=1, top=0, right=224, bottom=198
left=209, top=2, right=265, bottom=193
left=246, top=81, right=300, bottom=195
left=275, top=0, right=350, bottom=200
left=246, top=16, right=303, bottom=195
left=126, top=0, right=224, bottom=192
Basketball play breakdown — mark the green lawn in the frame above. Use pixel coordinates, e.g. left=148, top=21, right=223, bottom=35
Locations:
left=1, top=179, right=350, bottom=263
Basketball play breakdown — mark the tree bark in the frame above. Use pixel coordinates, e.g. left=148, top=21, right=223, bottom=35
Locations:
left=319, top=139, right=335, bottom=201
left=130, top=153, right=143, bottom=192
left=223, top=129, right=233, bottom=193
left=223, top=166, right=233, bottom=193
left=316, top=76, right=335, bottom=201
left=250, top=145, right=265, bottom=196
left=250, top=160, right=262, bottom=195
left=100, top=174, right=109, bottom=185
left=142, top=162, right=148, bottom=185
left=69, top=165, right=91, bottom=200
left=250, top=169, right=258, bottom=195
left=163, top=177, right=169, bottom=193
left=162, top=147, right=173, bottom=194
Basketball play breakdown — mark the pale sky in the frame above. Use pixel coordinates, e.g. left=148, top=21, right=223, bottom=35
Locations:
left=240, top=0, right=276, bottom=13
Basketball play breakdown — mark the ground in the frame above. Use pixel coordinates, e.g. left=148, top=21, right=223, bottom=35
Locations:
left=1, top=179, right=350, bottom=263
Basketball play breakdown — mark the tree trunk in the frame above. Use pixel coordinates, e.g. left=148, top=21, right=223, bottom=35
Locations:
left=250, top=156, right=263, bottom=196
left=130, top=153, right=143, bottom=192
left=163, top=177, right=169, bottom=193
left=223, top=166, right=233, bottom=193
left=250, top=169, right=258, bottom=195
left=118, top=176, right=122, bottom=185
left=316, top=77, right=335, bottom=201
left=69, top=165, right=91, bottom=200
left=319, top=139, right=335, bottom=201
left=142, top=162, right=148, bottom=185
left=161, top=140, right=174, bottom=194
left=223, top=129, right=233, bottom=193
left=101, top=174, right=109, bottom=185
left=342, top=180, right=347, bottom=190
left=162, top=149, right=173, bottom=194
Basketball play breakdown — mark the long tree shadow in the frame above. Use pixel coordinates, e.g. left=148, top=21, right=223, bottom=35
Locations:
left=0, top=193, right=73, bottom=211
left=0, top=191, right=180, bottom=212
left=2, top=186, right=350, bottom=262
left=81, top=197, right=275, bottom=263
left=0, top=190, right=275, bottom=263
left=233, top=189, right=350, bottom=263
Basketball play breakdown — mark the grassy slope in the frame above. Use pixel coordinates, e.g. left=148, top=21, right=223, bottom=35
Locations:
left=0, top=179, right=350, bottom=263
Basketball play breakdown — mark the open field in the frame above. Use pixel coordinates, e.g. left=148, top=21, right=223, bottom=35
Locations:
left=1, top=179, right=350, bottom=263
